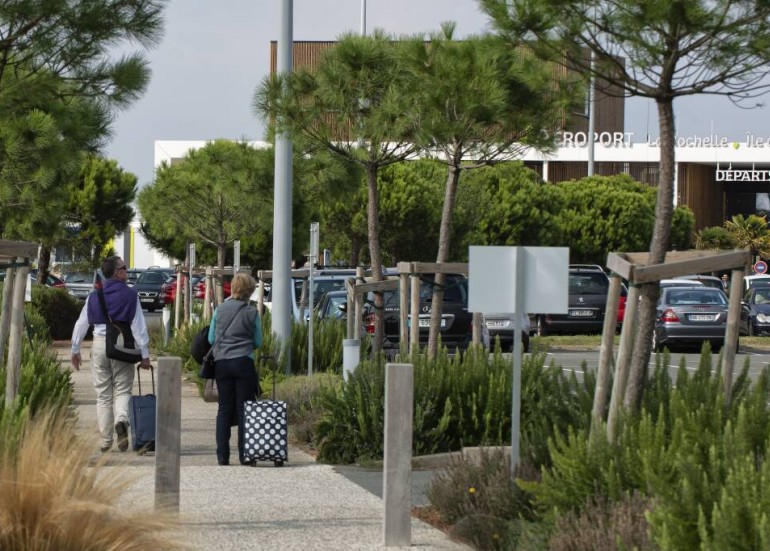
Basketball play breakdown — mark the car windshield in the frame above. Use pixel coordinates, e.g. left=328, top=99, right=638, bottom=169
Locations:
left=311, top=279, right=347, bottom=306
left=64, top=273, right=94, bottom=283
left=137, top=271, right=167, bottom=284
left=569, top=273, right=609, bottom=295
left=666, top=289, right=727, bottom=306
left=323, top=294, right=347, bottom=316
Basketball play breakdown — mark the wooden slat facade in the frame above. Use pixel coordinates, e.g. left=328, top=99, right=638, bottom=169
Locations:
left=678, top=163, right=723, bottom=231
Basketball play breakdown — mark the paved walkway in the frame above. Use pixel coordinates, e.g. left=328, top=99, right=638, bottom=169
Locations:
left=60, top=342, right=467, bottom=550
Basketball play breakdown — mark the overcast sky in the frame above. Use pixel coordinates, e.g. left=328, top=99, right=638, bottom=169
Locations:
left=105, top=0, right=770, bottom=186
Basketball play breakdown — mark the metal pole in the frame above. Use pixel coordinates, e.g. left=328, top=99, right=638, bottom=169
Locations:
left=360, top=0, right=366, bottom=35
left=273, top=0, right=294, bottom=374
left=587, top=51, right=596, bottom=177
left=308, top=223, right=319, bottom=376
left=510, top=257, right=524, bottom=476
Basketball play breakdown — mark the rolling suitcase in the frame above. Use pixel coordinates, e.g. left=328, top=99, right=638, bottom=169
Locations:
left=129, top=366, right=156, bottom=454
left=242, top=357, right=288, bottom=467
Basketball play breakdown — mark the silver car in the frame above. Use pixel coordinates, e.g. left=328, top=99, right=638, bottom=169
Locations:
left=653, top=286, right=739, bottom=351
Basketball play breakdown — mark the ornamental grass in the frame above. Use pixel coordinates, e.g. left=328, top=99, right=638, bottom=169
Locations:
left=0, top=409, right=186, bottom=551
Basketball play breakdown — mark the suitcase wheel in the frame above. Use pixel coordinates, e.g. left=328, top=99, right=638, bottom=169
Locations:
left=274, top=459, right=284, bottom=467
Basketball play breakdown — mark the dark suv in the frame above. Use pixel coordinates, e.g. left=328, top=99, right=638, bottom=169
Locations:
left=534, top=265, right=610, bottom=336
left=134, top=269, right=173, bottom=312
left=366, top=273, right=478, bottom=355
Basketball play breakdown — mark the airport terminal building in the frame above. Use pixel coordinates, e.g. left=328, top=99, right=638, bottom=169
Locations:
left=155, top=132, right=770, bottom=235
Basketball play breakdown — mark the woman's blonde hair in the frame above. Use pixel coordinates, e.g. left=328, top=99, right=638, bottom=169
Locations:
left=230, top=273, right=257, bottom=300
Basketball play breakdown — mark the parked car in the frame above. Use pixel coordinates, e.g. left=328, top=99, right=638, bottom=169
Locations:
left=534, top=265, right=610, bottom=336
left=660, top=278, right=705, bottom=289
left=673, top=274, right=724, bottom=290
left=62, top=271, right=98, bottom=301
left=314, top=289, right=349, bottom=320
left=30, top=269, right=66, bottom=288
left=134, top=270, right=171, bottom=312
left=616, top=282, right=628, bottom=330
left=161, top=275, right=204, bottom=304
left=126, top=268, right=144, bottom=287
left=652, top=285, right=747, bottom=351
left=743, top=286, right=770, bottom=336
left=743, top=274, right=770, bottom=291
left=484, top=312, right=530, bottom=353
left=365, top=273, right=485, bottom=356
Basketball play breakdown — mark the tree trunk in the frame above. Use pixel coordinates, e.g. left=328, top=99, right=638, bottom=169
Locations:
left=365, top=163, right=385, bottom=353
left=428, top=163, right=461, bottom=359
left=216, top=241, right=226, bottom=307
left=624, top=97, right=676, bottom=410
left=37, top=243, right=53, bottom=286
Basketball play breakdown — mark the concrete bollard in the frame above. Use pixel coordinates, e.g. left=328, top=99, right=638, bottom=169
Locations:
left=342, top=339, right=360, bottom=381
left=383, top=362, right=413, bottom=547
left=155, top=356, right=181, bottom=512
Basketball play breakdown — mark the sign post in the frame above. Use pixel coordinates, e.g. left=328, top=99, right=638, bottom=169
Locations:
left=308, top=223, right=319, bottom=376
left=469, top=246, right=569, bottom=475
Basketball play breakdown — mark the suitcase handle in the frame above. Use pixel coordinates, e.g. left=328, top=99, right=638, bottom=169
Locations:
left=136, top=365, right=155, bottom=395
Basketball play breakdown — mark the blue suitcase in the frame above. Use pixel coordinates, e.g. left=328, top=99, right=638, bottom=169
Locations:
left=129, top=366, right=156, bottom=454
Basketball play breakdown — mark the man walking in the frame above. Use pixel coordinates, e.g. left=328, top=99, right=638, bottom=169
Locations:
left=70, top=256, right=152, bottom=452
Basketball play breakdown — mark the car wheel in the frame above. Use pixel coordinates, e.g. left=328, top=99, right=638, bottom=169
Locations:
left=536, top=316, right=549, bottom=337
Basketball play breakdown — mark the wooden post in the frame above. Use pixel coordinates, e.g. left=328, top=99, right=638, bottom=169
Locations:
left=204, top=269, right=212, bottom=321
left=354, top=267, right=364, bottom=340
left=592, top=274, right=622, bottom=432
left=399, top=273, right=408, bottom=355
left=174, top=266, right=182, bottom=330
left=155, top=357, right=181, bottom=512
left=723, top=268, right=745, bottom=404
left=0, top=266, right=16, bottom=368
left=607, top=284, right=640, bottom=442
left=256, top=278, right=265, bottom=317
left=5, top=262, right=28, bottom=406
left=180, top=271, right=187, bottom=325
left=472, top=312, right=483, bottom=345
left=409, top=273, right=419, bottom=353
left=346, top=277, right=355, bottom=340
left=382, top=362, right=413, bottom=547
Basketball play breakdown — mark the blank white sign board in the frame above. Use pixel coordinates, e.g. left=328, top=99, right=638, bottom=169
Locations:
left=468, top=246, right=569, bottom=314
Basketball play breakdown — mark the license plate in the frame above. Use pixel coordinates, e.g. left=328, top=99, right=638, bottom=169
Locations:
left=414, top=318, right=447, bottom=328
left=486, top=320, right=506, bottom=328
left=140, top=298, right=153, bottom=303
left=689, top=314, right=716, bottom=321
left=569, top=309, right=593, bottom=317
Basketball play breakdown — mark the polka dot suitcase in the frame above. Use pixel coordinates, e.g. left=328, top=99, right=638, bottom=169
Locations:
left=242, top=357, right=288, bottom=467
left=242, top=398, right=288, bottom=467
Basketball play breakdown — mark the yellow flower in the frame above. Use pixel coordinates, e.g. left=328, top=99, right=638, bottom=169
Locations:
left=468, top=487, right=476, bottom=494
left=493, top=533, right=500, bottom=540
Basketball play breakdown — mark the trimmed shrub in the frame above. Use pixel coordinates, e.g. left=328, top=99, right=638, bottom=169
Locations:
left=29, top=285, right=82, bottom=340
left=0, top=338, right=73, bottom=419
left=549, top=492, right=655, bottom=551
left=525, top=347, right=770, bottom=550
left=273, top=372, right=342, bottom=446
left=314, top=346, right=593, bottom=464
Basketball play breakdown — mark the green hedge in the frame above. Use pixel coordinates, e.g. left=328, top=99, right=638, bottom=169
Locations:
left=313, top=346, right=593, bottom=464
left=525, top=347, right=770, bottom=550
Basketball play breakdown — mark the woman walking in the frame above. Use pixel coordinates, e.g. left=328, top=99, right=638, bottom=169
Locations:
left=208, top=273, right=263, bottom=465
